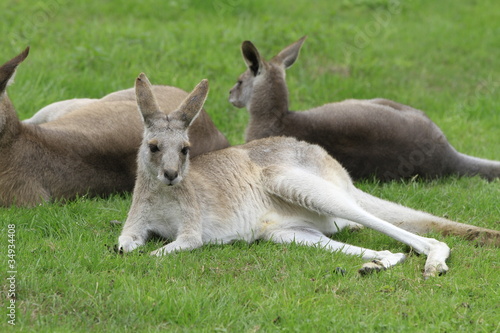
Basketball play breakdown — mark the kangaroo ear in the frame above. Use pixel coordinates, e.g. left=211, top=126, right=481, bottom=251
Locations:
left=241, top=41, right=264, bottom=76
left=273, top=36, right=307, bottom=69
left=0, top=47, right=30, bottom=93
left=135, top=73, right=161, bottom=124
left=173, top=79, right=209, bottom=129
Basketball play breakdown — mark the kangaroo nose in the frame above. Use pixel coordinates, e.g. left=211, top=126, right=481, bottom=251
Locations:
left=163, top=169, right=178, bottom=181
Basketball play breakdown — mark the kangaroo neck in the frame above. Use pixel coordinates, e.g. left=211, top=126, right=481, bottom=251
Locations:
left=248, top=77, right=289, bottom=122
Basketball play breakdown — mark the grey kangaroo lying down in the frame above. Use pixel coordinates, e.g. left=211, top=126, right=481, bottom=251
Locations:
left=229, top=36, right=500, bottom=181
left=118, top=75, right=500, bottom=278
left=0, top=48, right=229, bottom=207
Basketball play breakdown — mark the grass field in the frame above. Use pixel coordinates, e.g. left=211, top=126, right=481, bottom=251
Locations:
left=1, top=0, right=499, bottom=331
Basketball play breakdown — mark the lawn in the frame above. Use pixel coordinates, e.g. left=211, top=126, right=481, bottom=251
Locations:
left=1, top=0, right=499, bottom=332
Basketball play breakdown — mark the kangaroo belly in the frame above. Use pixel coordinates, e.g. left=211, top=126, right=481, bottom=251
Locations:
left=254, top=203, right=360, bottom=244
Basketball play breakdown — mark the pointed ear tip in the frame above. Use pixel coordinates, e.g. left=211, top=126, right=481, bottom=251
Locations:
left=15, top=46, right=30, bottom=62
left=136, top=73, right=151, bottom=87
left=195, top=79, right=209, bottom=95
left=242, top=40, right=254, bottom=48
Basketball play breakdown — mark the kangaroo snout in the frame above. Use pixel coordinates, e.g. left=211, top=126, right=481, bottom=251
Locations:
left=228, top=86, right=245, bottom=108
left=161, top=169, right=179, bottom=185
left=164, top=169, right=178, bottom=180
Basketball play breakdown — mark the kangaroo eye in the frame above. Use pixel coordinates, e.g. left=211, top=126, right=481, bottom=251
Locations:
left=237, top=80, right=242, bottom=86
left=149, top=144, right=160, bottom=153
left=181, top=146, right=190, bottom=155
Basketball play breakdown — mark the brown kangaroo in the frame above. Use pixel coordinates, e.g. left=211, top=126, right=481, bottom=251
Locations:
left=229, top=36, right=500, bottom=181
left=0, top=48, right=229, bottom=207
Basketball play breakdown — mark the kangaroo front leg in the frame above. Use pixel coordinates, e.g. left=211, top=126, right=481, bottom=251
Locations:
left=150, top=211, right=204, bottom=257
left=263, top=226, right=406, bottom=273
left=118, top=218, right=149, bottom=252
left=118, top=201, right=154, bottom=253
left=150, top=235, right=203, bottom=256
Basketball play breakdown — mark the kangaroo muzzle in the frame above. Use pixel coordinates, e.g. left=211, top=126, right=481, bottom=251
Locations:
left=159, top=168, right=181, bottom=186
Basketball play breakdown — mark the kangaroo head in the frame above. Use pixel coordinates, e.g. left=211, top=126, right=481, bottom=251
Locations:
left=0, top=47, right=29, bottom=141
left=229, top=36, right=306, bottom=109
left=135, top=73, right=209, bottom=186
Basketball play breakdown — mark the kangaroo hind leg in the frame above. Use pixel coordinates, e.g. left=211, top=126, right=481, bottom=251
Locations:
left=263, top=166, right=450, bottom=277
left=261, top=223, right=406, bottom=274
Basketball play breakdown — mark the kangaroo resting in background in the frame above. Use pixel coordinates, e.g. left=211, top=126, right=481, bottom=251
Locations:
left=118, top=74, right=500, bottom=278
left=23, top=98, right=98, bottom=124
left=0, top=48, right=229, bottom=207
left=229, top=36, right=500, bottom=181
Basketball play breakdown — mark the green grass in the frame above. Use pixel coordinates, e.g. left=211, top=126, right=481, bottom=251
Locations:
left=1, top=0, right=500, bottom=331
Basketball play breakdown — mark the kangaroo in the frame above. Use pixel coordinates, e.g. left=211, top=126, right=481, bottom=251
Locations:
left=118, top=74, right=500, bottom=278
left=0, top=48, right=229, bottom=207
left=23, top=98, right=98, bottom=124
left=229, top=36, right=500, bottom=181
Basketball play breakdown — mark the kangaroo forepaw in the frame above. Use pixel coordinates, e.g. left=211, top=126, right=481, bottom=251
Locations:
left=150, top=242, right=181, bottom=256
left=150, top=248, right=166, bottom=257
left=118, top=235, right=142, bottom=253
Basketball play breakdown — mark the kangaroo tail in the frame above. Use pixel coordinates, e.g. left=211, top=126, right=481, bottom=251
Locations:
left=454, top=153, right=500, bottom=181
left=352, top=187, right=500, bottom=247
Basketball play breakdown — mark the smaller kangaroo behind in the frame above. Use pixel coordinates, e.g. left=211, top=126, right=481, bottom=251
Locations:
left=229, top=36, right=500, bottom=181
left=0, top=48, right=229, bottom=207
left=118, top=74, right=500, bottom=278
